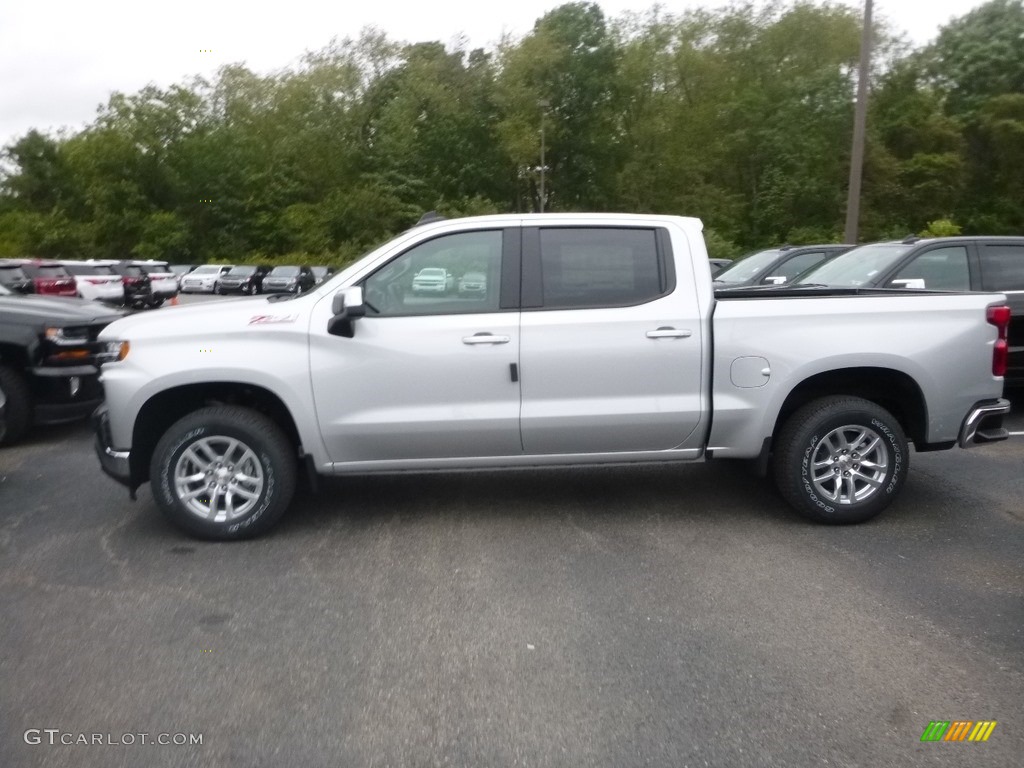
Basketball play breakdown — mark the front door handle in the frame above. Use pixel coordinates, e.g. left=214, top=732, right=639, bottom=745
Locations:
left=462, top=333, right=511, bottom=345
left=646, top=327, right=692, bottom=339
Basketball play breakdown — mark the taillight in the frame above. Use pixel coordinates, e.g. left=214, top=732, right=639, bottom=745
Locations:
left=987, top=305, right=1010, bottom=377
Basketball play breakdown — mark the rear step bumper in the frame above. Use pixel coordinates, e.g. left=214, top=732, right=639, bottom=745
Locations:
left=958, top=398, right=1012, bottom=447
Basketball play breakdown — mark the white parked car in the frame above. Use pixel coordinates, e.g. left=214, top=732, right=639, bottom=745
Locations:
left=132, top=261, right=180, bottom=306
left=60, top=261, right=125, bottom=304
left=457, top=271, right=487, bottom=296
left=180, top=265, right=233, bottom=294
left=412, top=267, right=454, bottom=294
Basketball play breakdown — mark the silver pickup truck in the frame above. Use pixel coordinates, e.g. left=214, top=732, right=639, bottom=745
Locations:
left=93, top=214, right=1012, bottom=539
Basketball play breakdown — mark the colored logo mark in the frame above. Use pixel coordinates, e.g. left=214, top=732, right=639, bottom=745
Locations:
left=920, top=720, right=997, bottom=742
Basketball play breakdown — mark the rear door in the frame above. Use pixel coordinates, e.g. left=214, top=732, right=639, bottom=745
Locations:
left=518, top=225, right=705, bottom=454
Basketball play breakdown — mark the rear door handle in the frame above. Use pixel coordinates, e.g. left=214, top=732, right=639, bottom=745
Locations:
left=462, top=333, right=511, bottom=345
left=646, top=327, right=692, bottom=339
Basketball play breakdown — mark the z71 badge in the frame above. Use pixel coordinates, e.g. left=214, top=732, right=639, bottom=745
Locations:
left=248, top=314, right=298, bottom=325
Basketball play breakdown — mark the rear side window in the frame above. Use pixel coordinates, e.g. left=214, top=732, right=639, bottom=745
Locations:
left=887, top=246, right=969, bottom=291
left=537, top=228, right=665, bottom=308
left=979, top=244, right=1024, bottom=292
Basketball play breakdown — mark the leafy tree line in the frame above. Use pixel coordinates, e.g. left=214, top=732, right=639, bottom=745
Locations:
left=1, top=0, right=1021, bottom=264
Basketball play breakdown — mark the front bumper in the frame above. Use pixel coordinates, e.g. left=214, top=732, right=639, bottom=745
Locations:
left=181, top=281, right=216, bottom=293
left=93, top=405, right=132, bottom=488
left=958, top=398, right=1011, bottom=447
left=30, top=366, right=104, bottom=424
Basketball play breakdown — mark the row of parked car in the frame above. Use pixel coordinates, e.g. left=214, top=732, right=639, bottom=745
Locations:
left=0, top=259, right=338, bottom=308
left=0, top=259, right=179, bottom=309
left=179, top=264, right=334, bottom=296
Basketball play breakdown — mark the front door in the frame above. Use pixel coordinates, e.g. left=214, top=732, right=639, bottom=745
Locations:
left=310, top=229, right=522, bottom=464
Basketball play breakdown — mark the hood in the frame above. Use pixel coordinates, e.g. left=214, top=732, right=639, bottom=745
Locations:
left=0, top=293, right=126, bottom=326
left=99, top=294, right=305, bottom=340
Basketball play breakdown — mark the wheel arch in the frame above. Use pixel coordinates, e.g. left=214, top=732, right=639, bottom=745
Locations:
left=770, top=367, right=928, bottom=449
left=128, top=382, right=303, bottom=487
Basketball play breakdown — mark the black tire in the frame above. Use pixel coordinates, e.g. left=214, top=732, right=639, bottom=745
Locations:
left=150, top=406, right=297, bottom=540
left=773, top=396, right=909, bottom=525
left=147, top=297, right=164, bottom=308
left=0, top=365, right=32, bottom=446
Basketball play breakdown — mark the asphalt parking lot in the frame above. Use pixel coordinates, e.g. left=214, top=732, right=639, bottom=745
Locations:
left=1, top=292, right=1022, bottom=767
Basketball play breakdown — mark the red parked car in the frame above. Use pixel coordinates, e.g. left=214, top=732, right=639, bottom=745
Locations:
left=16, top=259, right=78, bottom=297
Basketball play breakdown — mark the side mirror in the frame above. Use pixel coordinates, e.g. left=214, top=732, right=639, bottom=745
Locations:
left=328, top=287, right=366, bottom=337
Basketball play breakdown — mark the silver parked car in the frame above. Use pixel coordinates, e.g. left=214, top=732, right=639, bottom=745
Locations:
left=180, top=264, right=233, bottom=294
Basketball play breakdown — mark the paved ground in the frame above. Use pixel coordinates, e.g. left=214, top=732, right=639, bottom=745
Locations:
left=1, top=385, right=1022, bottom=767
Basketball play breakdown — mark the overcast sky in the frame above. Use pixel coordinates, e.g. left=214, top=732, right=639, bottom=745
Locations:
left=0, top=0, right=992, bottom=150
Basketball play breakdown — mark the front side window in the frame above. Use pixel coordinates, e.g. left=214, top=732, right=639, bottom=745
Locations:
left=770, top=251, right=828, bottom=283
left=362, top=230, right=503, bottom=317
left=714, top=249, right=781, bottom=284
left=887, top=246, right=969, bottom=291
left=537, top=228, right=664, bottom=308
left=980, top=244, right=1024, bottom=292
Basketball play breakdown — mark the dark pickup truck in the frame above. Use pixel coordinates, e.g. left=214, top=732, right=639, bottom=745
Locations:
left=0, top=282, right=124, bottom=445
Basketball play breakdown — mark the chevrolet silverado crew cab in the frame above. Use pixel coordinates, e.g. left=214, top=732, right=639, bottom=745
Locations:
left=0, top=282, right=124, bottom=445
left=93, top=214, right=1012, bottom=540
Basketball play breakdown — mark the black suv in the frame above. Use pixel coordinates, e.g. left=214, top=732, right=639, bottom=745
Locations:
left=713, top=244, right=854, bottom=288
left=792, top=236, right=1024, bottom=386
left=217, top=265, right=271, bottom=295
left=262, top=265, right=315, bottom=294
left=90, top=261, right=154, bottom=309
left=0, top=282, right=124, bottom=445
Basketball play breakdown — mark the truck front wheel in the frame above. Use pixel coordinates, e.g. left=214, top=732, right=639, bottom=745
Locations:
left=773, top=396, right=908, bottom=524
left=150, top=406, right=297, bottom=540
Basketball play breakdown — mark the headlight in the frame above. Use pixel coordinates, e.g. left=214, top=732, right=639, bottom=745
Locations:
left=45, top=326, right=89, bottom=345
left=96, top=340, right=130, bottom=363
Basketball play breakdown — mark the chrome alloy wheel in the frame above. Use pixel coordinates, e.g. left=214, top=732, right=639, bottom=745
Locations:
left=810, top=424, right=888, bottom=505
left=173, top=435, right=265, bottom=522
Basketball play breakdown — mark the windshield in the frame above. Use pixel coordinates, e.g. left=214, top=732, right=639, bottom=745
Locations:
left=417, top=268, right=446, bottom=277
left=0, top=282, right=11, bottom=295
left=192, top=265, right=225, bottom=275
left=269, top=266, right=300, bottom=276
left=227, top=266, right=257, bottom=276
left=713, top=249, right=781, bottom=283
left=795, top=244, right=913, bottom=287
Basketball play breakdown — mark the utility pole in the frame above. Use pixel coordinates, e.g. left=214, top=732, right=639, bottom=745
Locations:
left=844, top=0, right=873, bottom=244
left=538, top=99, right=550, bottom=213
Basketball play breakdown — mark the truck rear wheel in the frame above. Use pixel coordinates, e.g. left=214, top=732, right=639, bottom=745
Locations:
left=773, top=396, right=908, bottom=524
left=150, top=406, right=297, bottom=540
left=0, top=365, right=32, bottom=446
